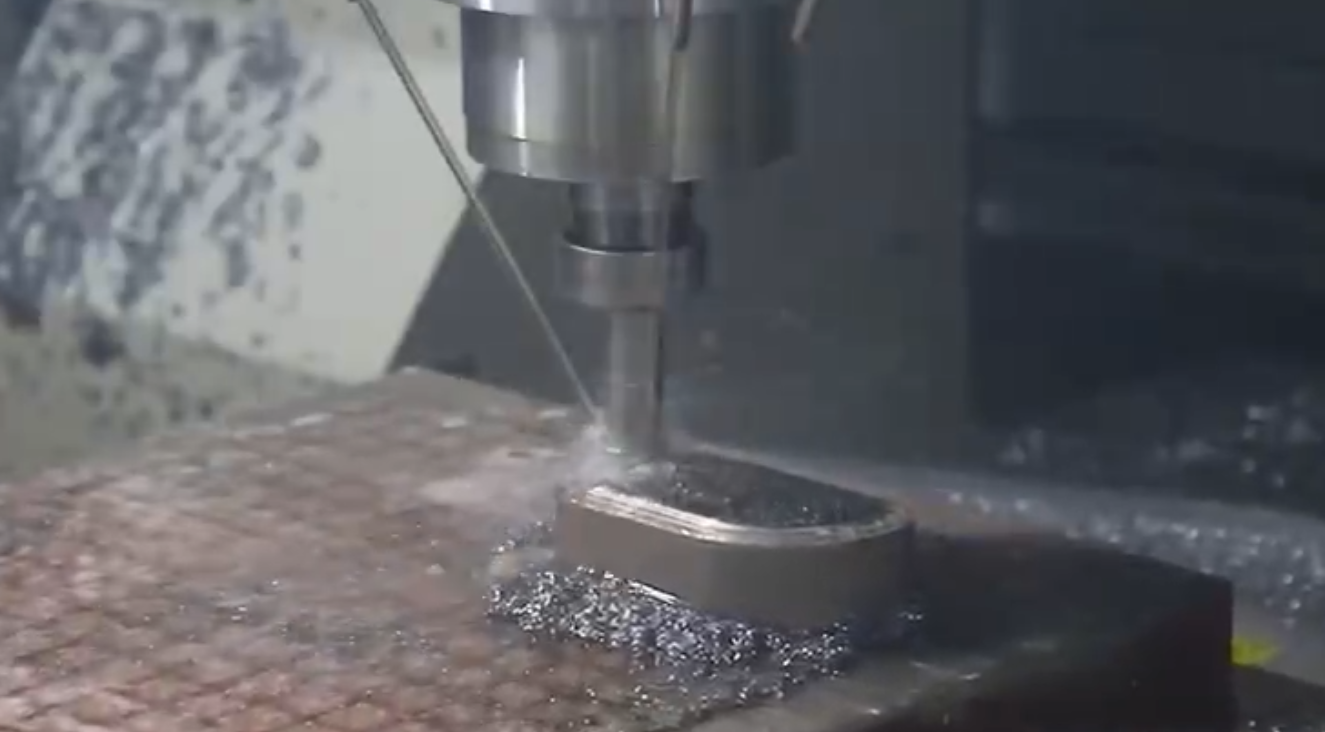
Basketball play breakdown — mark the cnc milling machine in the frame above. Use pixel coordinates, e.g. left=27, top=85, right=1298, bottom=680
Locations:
left=15, top=0, right=1325, bottom=729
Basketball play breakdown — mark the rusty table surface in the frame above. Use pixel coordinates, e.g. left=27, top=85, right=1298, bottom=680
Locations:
left=0, top=370, right=1235, bottom=732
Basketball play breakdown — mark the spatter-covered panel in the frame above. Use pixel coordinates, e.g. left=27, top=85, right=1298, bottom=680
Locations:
left=1, top=0, right=476, bottom=382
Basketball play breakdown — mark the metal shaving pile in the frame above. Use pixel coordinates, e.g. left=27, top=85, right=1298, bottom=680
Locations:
left=0, top=0, right=328, bottom=316
left=484, top=523, right=913, bottom=715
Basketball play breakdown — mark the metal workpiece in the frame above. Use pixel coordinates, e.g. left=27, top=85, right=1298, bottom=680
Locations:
left=445, top=0, right=796, bottom=183
left=553, top=454, right=916, bottom=629
left=0, top=372, right=1238, bottom=732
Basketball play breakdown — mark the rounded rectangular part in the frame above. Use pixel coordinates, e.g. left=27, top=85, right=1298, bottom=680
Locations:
left=552, top=455, right=914, bottom=629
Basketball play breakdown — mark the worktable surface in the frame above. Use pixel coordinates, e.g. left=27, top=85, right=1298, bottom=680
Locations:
left=0, top=370, right=1250, bottom=731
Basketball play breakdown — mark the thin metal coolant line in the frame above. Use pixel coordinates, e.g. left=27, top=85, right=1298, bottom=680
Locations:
left=791, top=0, right=822, bottom=44
left=353, top=0, right=598, bottom=417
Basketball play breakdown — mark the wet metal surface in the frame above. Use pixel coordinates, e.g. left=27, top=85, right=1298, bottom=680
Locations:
left=606, top=454, right=895, bottom=529
left=0, top=371, right=1233, bottom=731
